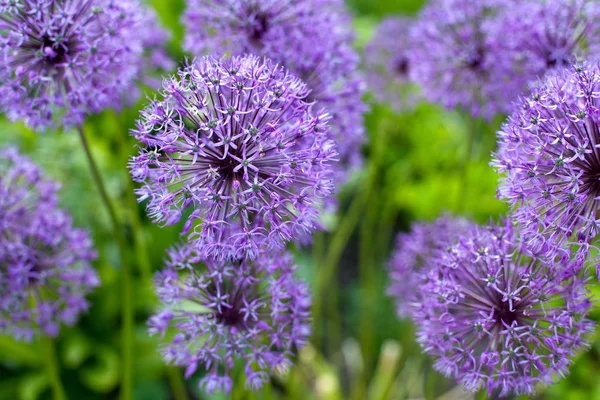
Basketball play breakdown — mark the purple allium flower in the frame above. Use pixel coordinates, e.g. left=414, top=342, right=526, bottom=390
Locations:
left=365, top=17, right=420, bottom=111
left=387, top=217, right=471, bottom=319
left=125, top=5, right=175, bottom=105
left=409, top=0, right=526, bottom=119
left=0, top=147, right=99, bottom=342
left=414, top=221, right=594, bottom=397
left=148, top=245, right=311, bottom=394
left=504, top=0, right=600, bottom=76
left=493, top=63, right=600, bottom=248
left=129, top=55, right=336, bottom=260
left=182, top=0, right=367, bottom=180
left=0, top=0, right=170, bottom=130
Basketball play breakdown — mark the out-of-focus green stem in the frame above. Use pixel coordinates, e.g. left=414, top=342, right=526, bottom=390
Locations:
left=358, top=186, right=378, bottom=373
left=42, top=336, right=67, bottom=400
left=166, top=367, right=189, bottom=400
left=76, top=126, right=133, bottom=400
left=312, top=231, right=324, bottom=267
left=366, top=341, right=402, bottom=400
left=312, top=189, right=369, bottom=349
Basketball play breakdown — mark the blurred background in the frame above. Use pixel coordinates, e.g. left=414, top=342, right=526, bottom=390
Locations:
left=1, top=0, right=599, bottom=399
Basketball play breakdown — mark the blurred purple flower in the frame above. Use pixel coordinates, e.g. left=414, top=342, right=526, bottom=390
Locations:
left=493, top=63, right=600, bottom=250
left=0, top=147, right=99, bottom=342
left=365, top=17, right=420, bottom=111
left=149, top=245, right=311, bottom=394
left=409, top=0, right=527, bottom=119
left=414, top=221, right=594, bottom=397
left=126, top=5, right=175, bottom=105
left=129, top=55, right=337, bottom=260
left=182, top=0, right=367, bottom=181
left=387, top=217, right=471, bottom=319
left=503, top=0, right=600, bottom=77
left=0, top=0, right=172, bottom=130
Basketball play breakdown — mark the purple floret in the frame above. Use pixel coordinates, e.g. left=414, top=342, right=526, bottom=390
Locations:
left=387, top=217, right=471, bottom=319
left=493, top=63, right=600, bottom=250
left=182, top=0, right=367, bottom=181
left=413, top=221, right=594, bottom=397
left=409, top=0, right=527, bottom=119
left=365, top=17, right=420, bottom=111
left=148, top=245, right=312, bottom=394
left=0, top=146, right=99, bottom=342
left=129, top=55, right=337, bottom=260
left=0, top=0, right=172, bottom=130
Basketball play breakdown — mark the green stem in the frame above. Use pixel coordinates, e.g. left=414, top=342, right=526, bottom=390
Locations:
left=76, top=126, right=133, bottom=400
left=312, top=189, right=368, bottom=349
left=42, top=336, right=67, bottom=400
left=358, top=190, right=377, bottom=375
left=166, top=367, right=189, bottom=400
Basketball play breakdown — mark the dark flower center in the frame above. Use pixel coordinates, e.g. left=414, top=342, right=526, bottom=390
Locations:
left=465, top=46, right=485, bottom=71
left=495, top=302, right=521, bottom=326
left=41, top=35, right=70, bottom=66
left=250, top=12, right=270, bottom=42
left=581, top=166, right=600, bottom=197
left=216, top=303, right=245, bottom=327
left=394, top=57, right=410, bottom=77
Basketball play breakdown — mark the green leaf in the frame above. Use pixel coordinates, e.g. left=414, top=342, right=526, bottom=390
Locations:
left=61, top=331, right=92, bottom=369
left=80, top=345, right=120, bottom=393
left=0, top=337, right=42, bottom=367
left=18, top=373, right=48, bottom=400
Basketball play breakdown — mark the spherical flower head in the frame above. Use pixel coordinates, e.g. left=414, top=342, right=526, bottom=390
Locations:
left=493, top=63, right=600, bottom=249
left=0, top=147, right=99, bottom=342
left=409, top=0, right=526, bottom=119
left=148, top=245, right=311, bottom=394
left=387, top=217, right=471, bottom=319
left=365, top=17, right=420, bottom=111
left=129, top=55, right=337, bottom=260
left=504, top=0, right=600, bottom=77
left=125, top=5, right=175, bottom=105
left=0, top=0, right=171, bottom=130
left=183, top=0, right=366, bottom=182
left=414, top=221, right=594, bottom=397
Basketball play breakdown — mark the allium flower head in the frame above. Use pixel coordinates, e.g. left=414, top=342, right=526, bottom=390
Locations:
left=149, top=245, right=311, bottom=394
left=126, top=6, right=175, bottom=105
left=410, top=0, right=525, bottom=119
left=415, top=221, right=594, bottom=397
left=387, top=217, right=471, bottom=319
left=0, top=147, right=99, bottom=341
left=129, top=55, right=336, bottom=260
left=506, top=0, right=600, bottom=77
left=493, top=63, right=600, bottom=248
left=0, top=0, right=171, bottom=130
left=365, top=17, right=420, bottom=111
left=183, top=0, right=366, bottom=180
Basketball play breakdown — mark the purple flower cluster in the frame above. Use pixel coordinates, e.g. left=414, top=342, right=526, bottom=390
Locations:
left=365, top=17, right=420, bottom=111
left=125, top=6, right=174, bottom=105
left=0, top=147, right=99, bottom=342
left=414, top=221, right=593, bottom=397
left=409, top=0, right=529, bottom=119
left=130, top=55, right=336, bottom=260
left=182, top=0, right=366, bottom=180
left=387, top=217, right=471, bottom=319
left=0, top=0, right=172, bottom=130
left=504, top=0, right=600, bottom=76
left=148, top=244, right=311, bottom=394
left=493, top=63, right=600, bottom=248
